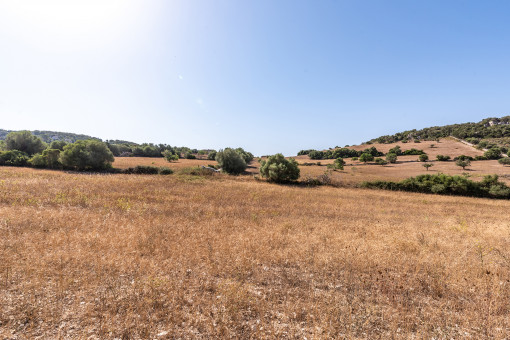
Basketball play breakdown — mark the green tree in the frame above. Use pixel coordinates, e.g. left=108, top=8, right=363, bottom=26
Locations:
left=359, top=153, right=374, bottom=163
left=386, top=153, right=398, bottom=163
left=60, top=140, right=114, bottom=171
left=207, top=150, right=217, bottom=160
left=259, top=153, right=300, bottom=183
left=215, top=148, right=247, bottom=175
left=423, top=163, right=433, bottom=171
left=455, top=159, right=471, bottom=170
left=5, top=130, right=46, bottom=156
left=162, top=150, right=179, bottom=162
left=0, top=150, right=29, bottom=166
left=49, top=140, right=67, bottom=151
left=418, top=154, right=429, bottom=162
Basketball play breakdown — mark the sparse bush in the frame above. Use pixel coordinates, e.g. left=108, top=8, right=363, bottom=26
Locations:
left=215, top=148, right=247, bottom=175
left=418, top=154, right=429, bottom=162
left=259, top=153, right=300, bottom=183
left=60, top=140, right=114, bottom=171
left=334, top=158, right=345, bottom=170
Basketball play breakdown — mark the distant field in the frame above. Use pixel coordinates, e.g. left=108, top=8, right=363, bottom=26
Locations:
left=1, top=163, right=510, bottom=338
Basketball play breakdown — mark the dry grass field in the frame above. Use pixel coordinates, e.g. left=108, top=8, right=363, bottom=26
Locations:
left=1, top=161, right=510, bottom=338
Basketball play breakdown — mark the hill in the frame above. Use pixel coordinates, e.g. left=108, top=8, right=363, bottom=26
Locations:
left=367, top=116, right=510, bottom=145
left=0, top=129, right=101, bottom=144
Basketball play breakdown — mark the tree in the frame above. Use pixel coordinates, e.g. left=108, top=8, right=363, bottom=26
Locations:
left=423, top=163, right=433, bottom=171
left=235, top=148, right=254, bottom=163
left=162, top=150, right=178, bottom=162
left=49, top=140, right=67, bottom=151
left=455, top=159, right=471, bottom=170
left=418, top=154, right=429, bottom=162
left=386, top=153, right=398, bottom=163
left=259, top=153, right=300, bottom=183
left=30, top=149, right=62, bottom=168
left=215, top=148, right=247, bottom=175
left=0, top=150, right=29, bottom=166
left=60, top=140, right=114, bottom=170
left=359, top=153, right=374, bottom=163
left=5, top=131, right=46, bottom=156
left=498, top=157, right=510, bottom=166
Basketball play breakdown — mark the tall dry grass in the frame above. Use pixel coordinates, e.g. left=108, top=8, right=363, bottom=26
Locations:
left=1, top=166, right=509, bottom=338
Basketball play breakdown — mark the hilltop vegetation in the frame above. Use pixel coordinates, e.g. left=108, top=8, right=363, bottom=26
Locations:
left=367, top=116, right=510, bottom=144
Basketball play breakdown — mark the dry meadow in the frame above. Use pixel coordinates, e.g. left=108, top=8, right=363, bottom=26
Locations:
left=1, top=159, right=510, bottom=338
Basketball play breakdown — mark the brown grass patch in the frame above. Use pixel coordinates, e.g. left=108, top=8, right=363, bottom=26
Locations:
left=1, top=166, right=510, bottom=338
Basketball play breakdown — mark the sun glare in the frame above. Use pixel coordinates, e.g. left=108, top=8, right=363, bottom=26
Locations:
left=0, top=0, right=143, bottom=49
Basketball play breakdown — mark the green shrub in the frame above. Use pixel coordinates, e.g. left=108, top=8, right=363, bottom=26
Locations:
left=0, top=150, right=29, bottom=166
left=436, top=155, right=451, bottom=161
left=49, top=140, right=67, bottom=151
left=362, top=173, right=510, bottom=199
left=402, top=148, right=425, bottom=155
left=474, top=155, right=488, bottom=161
left=158, top=167, right=174, bottom=175
left=375, top=158, right=388, bottom=166
left=215, top=148, right=247, bottom=175
left=498, top=157, right=510, bottom=166
left=418, top=154, right=429, bottom=162
left=359, top=153, right=374, bottom=163
left=185, top=152, right=196, bottom=159
left=386, top=153, right=398, bottom=163
left=60, top=140, right=114, bottom=171
left=124, top=165, right=159, bottom=174
left=207, top=151, right=217, bottom=160
left=163, top=150, right=179, bottom=162
left=423, top=163, right=433, bottom=171
left=259, top=153, right=300, bottom=183
left=484, top=147, right=503, bottom=160
left=5, top=131, right=46, bottom=156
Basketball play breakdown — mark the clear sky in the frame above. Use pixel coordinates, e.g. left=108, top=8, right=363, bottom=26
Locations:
left=1, top=0, right=509, bottom=155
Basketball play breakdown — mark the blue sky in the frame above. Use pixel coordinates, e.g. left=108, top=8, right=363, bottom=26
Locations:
left=1, top=0, right=509, bottom=155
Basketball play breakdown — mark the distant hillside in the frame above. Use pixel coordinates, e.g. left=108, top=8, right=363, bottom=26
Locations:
left=0, top=129, right=101, bottom=143
left=367, top=116, right=510, bottom=144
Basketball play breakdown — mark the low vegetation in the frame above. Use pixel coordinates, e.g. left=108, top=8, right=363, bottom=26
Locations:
left=259, top=153, right=300, bottom=183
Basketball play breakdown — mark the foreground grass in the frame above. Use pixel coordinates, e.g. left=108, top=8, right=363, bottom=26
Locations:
left=1, top=167, right=510, bottom=338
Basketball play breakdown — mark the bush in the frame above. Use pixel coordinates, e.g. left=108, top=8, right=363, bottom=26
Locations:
left=158, top=167, right=174, bottom=175
left=5, top=131, right=46, bottom=156
left=215, top=148, right=247, bottom=175
left=386, top=153, right=398, bottom=163
left=29, top=149, right=62, bottom=169
left=235, top=148, right=254, bottom=163
left=124, top=165, right=159, bottom=174
left=308, top=150, right=324, bottom=160
left=436, top=155, right=451, bottom=161
left=402, top=148, right=425, bottom=155
left=418, top=154, right=429, bottom=162
left=207, top=151, right=217, bottom=160
left=362, top=173, right=510, bottom=199
left=334, top=158, right=345, bottom=170
left=49, top=140, right=67, bottom=151
left=375, top=158, right=388, bottom=166
left=359, top=153, right=374, bottom=163
left=0, top=150, right=29, bottom=166
left=259, top=153, right=300, bottom=183
left=484, top=147, right=503, bottom=160
left=60, top=140, right=115, bottom=171
left=498, top=157, right=510, bottom=166
left=185, top=152, right=196, bottom=159
left=474, top=155, right=488, bottom=161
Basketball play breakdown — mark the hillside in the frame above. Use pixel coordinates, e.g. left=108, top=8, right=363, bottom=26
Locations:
left=367, top=116, right=510, bottom=145
left=0, top=129, right=100, bottom=144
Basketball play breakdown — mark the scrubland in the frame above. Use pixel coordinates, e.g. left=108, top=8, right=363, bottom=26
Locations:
left=1, top=162, right=510, bottom=339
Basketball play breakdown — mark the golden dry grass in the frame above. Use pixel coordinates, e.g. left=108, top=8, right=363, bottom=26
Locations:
left=1, top=165, right=510, bottom=338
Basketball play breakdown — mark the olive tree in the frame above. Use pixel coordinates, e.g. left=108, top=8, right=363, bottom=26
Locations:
left=215, top=148, right=247, bottom=175
left=259, top=153, right=300, bottom=183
